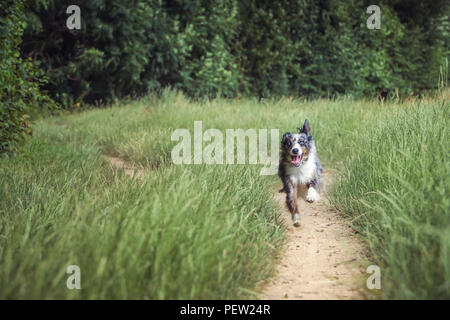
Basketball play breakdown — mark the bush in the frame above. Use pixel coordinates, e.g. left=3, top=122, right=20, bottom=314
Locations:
left=237, top=0, right=450, bottom=98
left=0, top=0, right=52, bottom=154
left=21, top=0, right=450, bottom=104
left=22, top=0, right=242, bottom=106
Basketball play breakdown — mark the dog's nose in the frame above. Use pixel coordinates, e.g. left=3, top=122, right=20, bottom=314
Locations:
left=292, top=148, right=299, bottom=154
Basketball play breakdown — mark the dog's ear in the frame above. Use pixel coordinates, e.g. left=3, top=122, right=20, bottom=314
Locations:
left=300, top=119, right=311, bottom=136
left=281, top=132, right=290, bottom=144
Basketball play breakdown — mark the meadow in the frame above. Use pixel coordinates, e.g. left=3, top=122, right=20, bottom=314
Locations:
left=0, top=90, right=448, bottom=299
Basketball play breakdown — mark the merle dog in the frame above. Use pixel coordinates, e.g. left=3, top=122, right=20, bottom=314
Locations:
left=278, top=119, right=322, bottom=227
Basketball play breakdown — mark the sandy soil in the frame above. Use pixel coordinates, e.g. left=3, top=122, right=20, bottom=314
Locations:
left=260, top=170, right=367, bottom=300
left=104, top=155, right=144, bottom=179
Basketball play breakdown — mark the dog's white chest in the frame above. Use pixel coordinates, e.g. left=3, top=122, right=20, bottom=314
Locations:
left=286, top=154, right=316, bottom=185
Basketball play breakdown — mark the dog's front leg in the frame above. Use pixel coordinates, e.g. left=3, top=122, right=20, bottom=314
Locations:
left=285, top=179, right=300, bottom=227
left=306, top=180, right=321, bottom=203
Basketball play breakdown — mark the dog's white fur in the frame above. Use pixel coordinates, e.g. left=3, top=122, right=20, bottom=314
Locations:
left=284, top=145, right=320, bottom=199
left=306, top=187, right=321, bottom=202
left=293, top=213, right=300, bottom=226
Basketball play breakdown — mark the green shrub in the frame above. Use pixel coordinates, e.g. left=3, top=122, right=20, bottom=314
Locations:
left=0, top=0, right=52, bottom=154
left=21, top=0, right=450, bottom=104
left=22, top=0, right=242, bottom=106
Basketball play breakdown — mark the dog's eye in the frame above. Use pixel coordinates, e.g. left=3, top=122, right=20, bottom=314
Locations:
left=287, top=141, right=292, bottom=146
left=299, top=141, right=306, bottom=146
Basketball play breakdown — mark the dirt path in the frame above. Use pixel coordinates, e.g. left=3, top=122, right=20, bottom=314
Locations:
left=104, top=155, right=144, bottom=179
left=260, top=169, right=367, bottom=300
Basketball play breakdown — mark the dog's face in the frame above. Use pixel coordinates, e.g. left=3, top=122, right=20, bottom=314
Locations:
left=281, top=119, right=313, bottom=167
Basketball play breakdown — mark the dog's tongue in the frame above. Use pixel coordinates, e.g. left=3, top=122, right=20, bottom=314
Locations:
left=290, top=155, right=302, bottom=165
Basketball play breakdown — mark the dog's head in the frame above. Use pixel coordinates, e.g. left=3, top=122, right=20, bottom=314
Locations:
left=281, top=119, right=313, bottom=167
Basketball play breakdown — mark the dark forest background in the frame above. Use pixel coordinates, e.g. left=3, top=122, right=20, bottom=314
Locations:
left=19, top=0, right=450, bottom=105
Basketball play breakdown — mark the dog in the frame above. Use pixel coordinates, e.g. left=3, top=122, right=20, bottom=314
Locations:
left=278, top=119, right=322, bottom=227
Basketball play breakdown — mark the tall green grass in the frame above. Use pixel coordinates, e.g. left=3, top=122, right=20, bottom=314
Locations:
left=329, top=100, right=450, bottom=299
left=0, top=90, right=448, bottom=298
left=0, top=136, right=285, bottom=299
left=0, top=93, right=289, bottom=299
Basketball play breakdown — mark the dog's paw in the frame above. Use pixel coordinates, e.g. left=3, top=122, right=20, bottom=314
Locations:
left=278, top=187, right=286, bottom=193
left=293, top=213, right=301, bottom=227
left=306, top=187, right=321, bottom=203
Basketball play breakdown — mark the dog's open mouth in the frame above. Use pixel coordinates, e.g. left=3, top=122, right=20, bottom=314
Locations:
left=290, top=154, right=302, bottom=166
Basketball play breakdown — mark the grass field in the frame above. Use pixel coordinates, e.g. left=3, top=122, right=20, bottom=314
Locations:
left=0, top=90, right=448, bottom=299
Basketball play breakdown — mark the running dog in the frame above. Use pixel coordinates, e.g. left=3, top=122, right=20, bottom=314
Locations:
left=278, top=119, right=322, bottom=227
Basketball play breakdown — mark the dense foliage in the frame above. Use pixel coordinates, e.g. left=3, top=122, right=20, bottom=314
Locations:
left=19, top=0, right=450, bottom=105
left=0, top=0, right=51, bottom=153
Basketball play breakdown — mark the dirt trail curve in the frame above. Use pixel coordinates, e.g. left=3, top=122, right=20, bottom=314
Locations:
left=260, top=169, right=367, bottom=300
left=104, top=155, right=145, bottom=179
left=105, top=157, right=367, bottom=299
